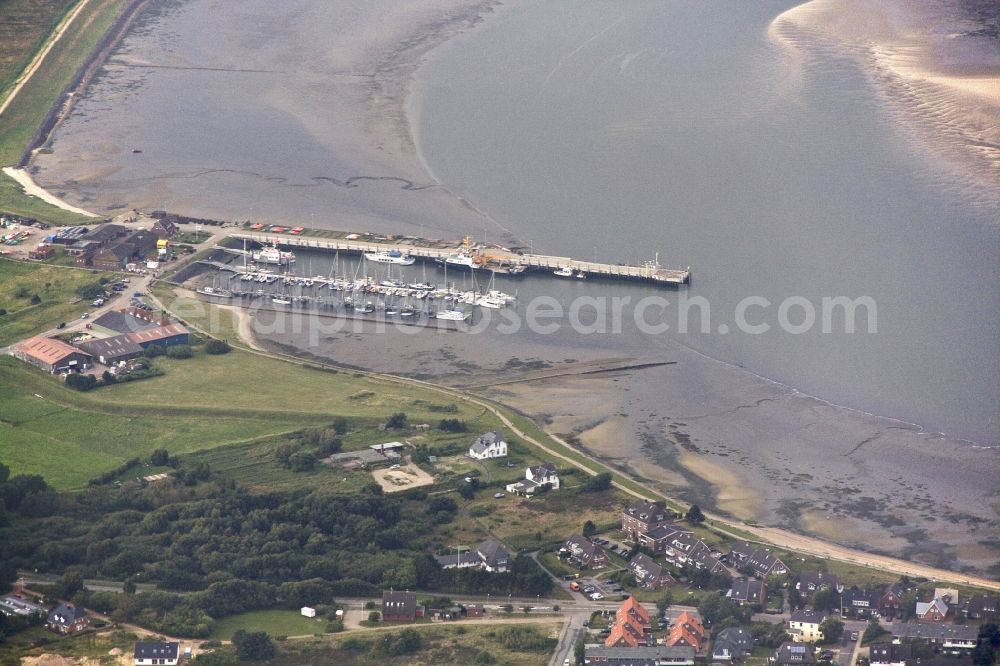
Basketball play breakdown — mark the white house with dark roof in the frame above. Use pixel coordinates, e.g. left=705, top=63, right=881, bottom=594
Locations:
left=506, top=463, right=559, bottom=496
left=435, top=538, right=511, bottom=573
left=469, top=431, right=507, bottom=460
left=134, top=641, right=180, bottom=665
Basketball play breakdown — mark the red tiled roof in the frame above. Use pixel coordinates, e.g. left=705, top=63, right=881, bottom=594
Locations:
left=617, top=596, right=651, bottom=624
left=15, top=336, right=89, bottom=365
left=125, top=323, right=188, bottom=344
left=605, top=622, right=641, bottom=648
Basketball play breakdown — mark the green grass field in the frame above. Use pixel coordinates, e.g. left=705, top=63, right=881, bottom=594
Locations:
left=0, top=332, right=514, bottom=489
left=0, top=258, right=115, bottom=345
left=0, top=355, right=314, bottom=487
left=209, top=610, right=327, bottom=641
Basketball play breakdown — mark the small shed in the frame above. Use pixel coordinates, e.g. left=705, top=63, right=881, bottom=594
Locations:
left=300, top=607, right=316, bottom=618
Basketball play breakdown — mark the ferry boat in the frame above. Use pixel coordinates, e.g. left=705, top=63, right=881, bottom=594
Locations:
left=252, top=243, right=296, bottom=265
left=363, top=249, right=415, bottom=265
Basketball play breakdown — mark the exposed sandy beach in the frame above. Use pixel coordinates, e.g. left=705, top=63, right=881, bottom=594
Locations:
left=770, top=0, right=1000, bottom=197
left=2, top=167, right=98, bottom=217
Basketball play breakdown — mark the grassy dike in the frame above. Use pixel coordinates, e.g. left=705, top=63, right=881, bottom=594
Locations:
left=0, top=0, right=130, bottom=223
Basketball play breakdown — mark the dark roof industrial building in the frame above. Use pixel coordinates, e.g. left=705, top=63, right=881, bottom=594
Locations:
left=75, top=335, right=145, bottom=365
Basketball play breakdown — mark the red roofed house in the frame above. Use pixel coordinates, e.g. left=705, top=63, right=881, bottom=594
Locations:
left=605, top=597, right=653, bottom=648
left=11, top=337, right=91, bottom=374
left=666, top=610, right=707, bottom=653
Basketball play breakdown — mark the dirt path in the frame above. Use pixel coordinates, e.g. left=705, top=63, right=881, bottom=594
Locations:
left=0, top=0, right=95, bottom=116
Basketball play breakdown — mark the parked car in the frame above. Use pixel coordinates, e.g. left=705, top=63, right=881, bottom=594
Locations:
left=80, top=312, right=89, bottom=319
left=56, top=322, right=66, bottom=329
left=493, top=492, right=505, bottom=499
left=820, top=651, right=835, bottom=660
left=590, top=592, right=604, bottom=600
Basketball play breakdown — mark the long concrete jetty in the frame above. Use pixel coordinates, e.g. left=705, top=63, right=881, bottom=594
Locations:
left=228, top=232, right=691, bottom=285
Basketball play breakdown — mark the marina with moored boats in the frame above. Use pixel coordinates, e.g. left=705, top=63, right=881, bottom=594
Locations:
left=177, top=228, right=690, bottom=329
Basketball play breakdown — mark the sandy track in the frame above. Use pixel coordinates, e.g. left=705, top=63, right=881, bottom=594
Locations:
left=0, top=0, right=95, bottom=116
left=2, top=166, right=98, bottom=217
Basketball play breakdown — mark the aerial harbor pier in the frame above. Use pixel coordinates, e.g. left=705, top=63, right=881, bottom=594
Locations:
left=224, top=231, right=691, bottom=286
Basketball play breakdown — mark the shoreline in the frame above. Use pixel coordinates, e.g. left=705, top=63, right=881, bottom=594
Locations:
left=1, top=167, right=98, bottom=217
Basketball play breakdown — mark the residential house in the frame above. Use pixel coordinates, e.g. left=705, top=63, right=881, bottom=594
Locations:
left=468, top=431, right=507, bottom=460
left=869, top=643, right=912, bottom=666
left=796, top=572, right=842, bottom=597
left=563, top=535, right=608, bottom=570
left=666, top=610, right=706, bottom=653
left=960, top=594, right=999, bottom=622
left=605, top=597, right=654, bottom=648
left=891, top=623, right=978, bottom=653
left=11, top=337, right=91, bottom=374
left=46, top=603, right=89, bottom=634
left=505, top=463, right=559, bottom=496
left=435, top=538, right=510, bottom=573
left=727, top=578, right=766, bottom=606
left=151, top=218, right=179, bottom=238
left=75, top=334, right=145, bottom=366
left=639, top=525, right=728, bottom=575
left=729, top=542, right=788, bottom=579
left=841, top=587, right=877, bottom=619
left=878, top=583, right=904, bottom=619
left=712, top=626, right=756, bottom=662
left=628, top=553, right=676, bottom=591
left=622, top=499, right=673, bottom=540
left=771, top=642, right=816, bottom=666
left=788, top=610, right=826, bottom=642
left=585, top=645, right=695, bottom=666
left=381, top=590, right=423, bottom=622
left=133, top=641, right=180, bottom=665
left=915, top=598, right=949, bottom=623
